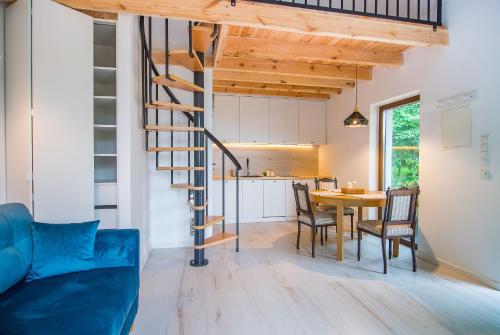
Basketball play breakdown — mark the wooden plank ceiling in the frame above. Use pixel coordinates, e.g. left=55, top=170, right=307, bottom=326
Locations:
left=212, top=25, right=412, bottom=99
left=54, top=0, right=448, bottom=100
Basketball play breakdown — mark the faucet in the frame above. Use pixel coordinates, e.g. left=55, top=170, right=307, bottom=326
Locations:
left=246, top=158, right=250, bottom=176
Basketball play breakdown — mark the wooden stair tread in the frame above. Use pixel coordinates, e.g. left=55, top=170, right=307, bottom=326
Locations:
left=147, top=147, right=204, bottom=152
left=194, top=232, right=238, bottom=249
left=191, top=202, right=208, bottom=211
left=157, top=166, right=205, bottom=171
left=145, top=125, right=204, bottom=132
left=171, top=183, right=205, bottom=191
left=192, top=25, right=214, bottom=53
left=193, top=216, right=225, bottom=230
left=169, top=49, right=204, bottom=72
left=145, top=101, right=204, bottom=112
left=152, top=74, right=204, bottom=93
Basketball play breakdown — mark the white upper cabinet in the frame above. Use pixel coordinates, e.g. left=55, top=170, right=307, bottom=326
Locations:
left=239, top=96, right=270, bottom=144
left=213, top=95, right=239, bottom=143
left=298, top=100, right=327, bottom=145
left=269, top=98, right=299, bottom=144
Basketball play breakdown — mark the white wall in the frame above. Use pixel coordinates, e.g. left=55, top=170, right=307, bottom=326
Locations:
left=0, top=4, right=6, bottom=204
left=117, top=14, right=150, bottom=269
left=147, top=18, right=214, bottom=248
left=5, top=0, right=31, bottom=210
left=320, top=0, right=500, bottom=288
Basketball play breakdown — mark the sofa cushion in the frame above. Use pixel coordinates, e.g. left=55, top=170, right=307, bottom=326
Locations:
left=27, top=220, right=100, bottom=282
left=0, top=204, right=33, bottom=294
left=0, top=266, right=139, bottom=335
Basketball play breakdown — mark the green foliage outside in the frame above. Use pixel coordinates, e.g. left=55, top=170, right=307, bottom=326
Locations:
left=391, top=101, right=420, bottom=188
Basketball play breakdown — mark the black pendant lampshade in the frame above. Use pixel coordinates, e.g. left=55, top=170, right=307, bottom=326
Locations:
left=344, top=66, right=369, bottom=128
left=344, top=107, right=369, bottom=127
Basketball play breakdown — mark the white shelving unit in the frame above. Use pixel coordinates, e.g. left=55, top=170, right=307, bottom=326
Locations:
left=93, top=21, right=117, bottom=228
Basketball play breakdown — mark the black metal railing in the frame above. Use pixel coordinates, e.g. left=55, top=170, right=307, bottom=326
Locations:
left=139, top=16, right=241, bottom=254
left=246, top=0, right=442, bottom=27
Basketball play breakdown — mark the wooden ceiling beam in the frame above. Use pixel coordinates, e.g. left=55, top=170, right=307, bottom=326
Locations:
left=213, top=80, right=341, bottom=95
left=215, top=57, right=372, bottom=80
left=214, top=86, right=331, bottom=100
left=54, top=0, right=448, bottom=46
left=214, top=25, right=229, bottom=68
left=224, top=36, right=403, bottom=67
left=214, top=69, right=354, bottom=89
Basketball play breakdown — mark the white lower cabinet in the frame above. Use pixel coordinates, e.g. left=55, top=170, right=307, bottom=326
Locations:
left=285, top=180, right=297, bottom=217
left=212, top=178, right=318, bottom=222
left=212, top=180, right=240, bottom=220
left=263, top=180, right=286, bottom=217
left=241, top=180, right=264, bottom=219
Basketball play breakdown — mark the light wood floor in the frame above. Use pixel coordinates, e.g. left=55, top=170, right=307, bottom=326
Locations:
left=134, top=222, right=500, bottom=335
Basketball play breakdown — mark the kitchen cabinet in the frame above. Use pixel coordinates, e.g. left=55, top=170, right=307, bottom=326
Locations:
left=213, top=95, right=240, bottom=143
left=298, top=100, right=327, bottom=145
left=212, top=180, right=241, bottom=220
left=263, top=180, right=286, bottom=217
left=241, top=179, right=264, bottom=219
left=269, top=98, right=299, bottom=144
left=285, top=180, right=297, bottom=217
left=239, top=96, right=270, bottom=144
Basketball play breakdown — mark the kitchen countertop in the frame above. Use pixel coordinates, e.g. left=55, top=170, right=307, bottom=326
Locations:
left=213, top=175, right=328, bottom=181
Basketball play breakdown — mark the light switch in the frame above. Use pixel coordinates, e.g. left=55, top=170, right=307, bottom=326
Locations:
left=480, top=134, right=492, bottom=180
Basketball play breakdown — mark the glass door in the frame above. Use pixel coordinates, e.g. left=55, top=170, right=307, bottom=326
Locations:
left=379, top=96, right=421, bottom=190
left=378, top=96, right=420, bottom=246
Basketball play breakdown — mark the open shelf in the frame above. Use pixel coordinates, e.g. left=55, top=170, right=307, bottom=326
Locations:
left=94, top=127, right=117, bottom=155
left=94, top=23, right=116, bottom=68
left=94, top=98, right=116, bottom=125
left=94, top=155, right=117, bottom=183
left=94, top=66, right=116, bottom=96
left=93, top=20, right=118, bottom=217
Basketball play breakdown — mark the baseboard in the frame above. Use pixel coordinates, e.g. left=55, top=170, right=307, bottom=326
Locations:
left=418, top=252, right=499, bottom=291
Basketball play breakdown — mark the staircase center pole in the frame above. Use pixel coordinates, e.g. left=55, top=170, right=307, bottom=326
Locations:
left=190, top=51, right=208, bottom=267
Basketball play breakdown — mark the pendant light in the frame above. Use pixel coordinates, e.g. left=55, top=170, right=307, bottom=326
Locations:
left=344, top=65, right=369, bottom=128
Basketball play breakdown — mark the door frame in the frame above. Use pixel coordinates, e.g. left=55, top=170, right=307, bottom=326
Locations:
left=377, top=95, right=420, bottom=249
left=377, top=95, right=420, bottom=191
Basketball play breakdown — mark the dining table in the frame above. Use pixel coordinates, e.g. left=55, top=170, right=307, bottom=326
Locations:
left=309, top=190, right=393, bottom=261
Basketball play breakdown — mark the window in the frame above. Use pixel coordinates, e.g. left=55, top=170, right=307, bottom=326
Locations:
left=378, top=96, right=420, bottom=191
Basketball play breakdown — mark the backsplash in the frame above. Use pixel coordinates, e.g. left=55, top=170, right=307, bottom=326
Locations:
left=212, top=145, right=319, bottom=177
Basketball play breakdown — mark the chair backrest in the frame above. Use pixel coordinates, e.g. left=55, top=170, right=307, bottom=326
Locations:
left=292, top=182, right=313, bottom=216
left=383, top=187, right=420, bottom=229
left=314, top=177, right=338, bottom=191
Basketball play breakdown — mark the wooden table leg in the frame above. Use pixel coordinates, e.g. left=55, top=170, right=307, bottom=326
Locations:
left=336, top=201, right=344, bottom=261
left=393, top=238, right=400, bottom=258
left=357, top=207, right=363, bottom=240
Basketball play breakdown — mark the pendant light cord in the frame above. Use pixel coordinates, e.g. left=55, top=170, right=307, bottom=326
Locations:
left=355, top=65, right=358, bottom=107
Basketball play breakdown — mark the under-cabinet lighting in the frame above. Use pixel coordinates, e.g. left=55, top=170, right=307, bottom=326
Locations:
left=213, top=143, right=315, bottom=149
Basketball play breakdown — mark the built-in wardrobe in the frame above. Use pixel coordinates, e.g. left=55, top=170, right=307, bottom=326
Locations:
left=5, top=0, right=130, bottom=227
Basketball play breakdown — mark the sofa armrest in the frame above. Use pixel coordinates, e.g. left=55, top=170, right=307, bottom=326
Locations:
left=93, top=229, right=139, bottom=269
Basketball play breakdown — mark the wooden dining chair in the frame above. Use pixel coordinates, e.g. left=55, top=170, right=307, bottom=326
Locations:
left=293, top=182, right=337, bottom=258
left=314, top=177, right=355, bottom=240
left=357, top=187, right=420, bottom=274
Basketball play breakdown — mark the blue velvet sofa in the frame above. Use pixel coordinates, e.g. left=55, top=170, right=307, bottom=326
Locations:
left=0, top=203, right=139, bottom=335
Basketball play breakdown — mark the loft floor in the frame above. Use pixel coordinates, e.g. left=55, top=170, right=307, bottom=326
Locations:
left=134, top=222, right=500, bottom=335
